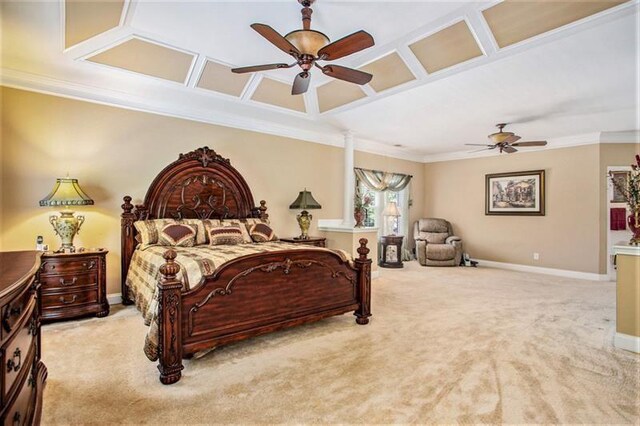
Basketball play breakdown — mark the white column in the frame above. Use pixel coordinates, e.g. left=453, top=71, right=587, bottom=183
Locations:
left=343, top=130, right=355, bottom=227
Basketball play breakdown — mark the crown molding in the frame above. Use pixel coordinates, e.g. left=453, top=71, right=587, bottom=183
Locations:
left=0, top=68, right=416, bottom=162
left=600, top=130, right=640, bottom=143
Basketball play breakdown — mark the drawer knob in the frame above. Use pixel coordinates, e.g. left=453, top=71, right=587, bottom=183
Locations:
left=60, top=295, right=77, bottom=304
left=6, top=347, right=21, bottom=373
left=13, top=411, right=21, bottom=426
left=59, top=277, right=78, bottom=286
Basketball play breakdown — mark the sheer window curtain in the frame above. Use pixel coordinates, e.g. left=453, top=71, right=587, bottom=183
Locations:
left=354, top=168, right=413, bottom=261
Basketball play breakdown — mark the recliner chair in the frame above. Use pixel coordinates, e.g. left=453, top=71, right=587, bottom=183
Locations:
left=414, top=218, right=463, bottom=266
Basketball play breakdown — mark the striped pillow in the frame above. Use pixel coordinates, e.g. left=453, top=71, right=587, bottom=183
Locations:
left=247, top=223, right=278, bottom=242
left=209, top=225, right=245, bottom=246
left=221, top=219, right=252, bottom=243
left=158, top=223, right=197, bottom=247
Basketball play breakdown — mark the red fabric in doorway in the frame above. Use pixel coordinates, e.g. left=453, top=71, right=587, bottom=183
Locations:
left=610, top=208, right=627, bottom=231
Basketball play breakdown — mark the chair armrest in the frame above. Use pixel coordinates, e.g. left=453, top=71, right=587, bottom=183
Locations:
left=446, top=236, right=462, bottom=244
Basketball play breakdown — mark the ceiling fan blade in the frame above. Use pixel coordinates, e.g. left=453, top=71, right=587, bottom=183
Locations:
left=317, top=30, right=375, bottom=61
left=231, top=63, right=292, bottom=74
left=511, top=141, right=548, bottom=147
left=465, top=144, right=495, bottom=147
left=503, top=134, right=521, bottom=144
left=468, top=147, right=492, bottom=153
left=292, top=72, right=310, bottom=95
left=319, top=64, right=372, bottom=85
left=250, top=23, right=301, bottom=56
left=503, top=145, right=518, bottom=154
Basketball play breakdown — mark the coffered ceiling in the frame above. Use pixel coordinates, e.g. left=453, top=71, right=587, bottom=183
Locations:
left=1, top=1, right=638, bottom=161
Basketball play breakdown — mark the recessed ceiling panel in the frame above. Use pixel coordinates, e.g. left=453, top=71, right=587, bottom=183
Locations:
left=87, top=38, right=194, bottom=83
left=317, top=80, right=366, bottom=113
left=197, top=60, right=250, bottom=97
left=409, top=21, right=483, bottom=74
left=251, top=78, right=306, bottom=113
left=483, top=0, right=626, bottom=48
left=360, top=52, right=416, bottom=93
left=65, top=0, right=124, bottom=48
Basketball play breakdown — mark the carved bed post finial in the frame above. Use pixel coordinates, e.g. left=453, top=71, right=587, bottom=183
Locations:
left=157, top=249, right=184, bottom=385
left=259, top=200, right=269, bottom=220
left=354, top=238, right=372, bottom=325
left=121, top=196, right=137, bottom=305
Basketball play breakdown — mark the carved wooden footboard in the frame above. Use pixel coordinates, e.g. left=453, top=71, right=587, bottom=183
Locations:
left=121, top=147, right=372, bottom=384
left=157, top=241, right=371, bottom=385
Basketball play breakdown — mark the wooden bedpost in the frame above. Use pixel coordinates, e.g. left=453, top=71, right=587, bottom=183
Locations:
left=259, top=200, right=269, bottom=220
left=121, top=196, right=136, bottom=305
left=354, top=238, right=372, bottom=325
left=157, top=249, right=184, bottom=385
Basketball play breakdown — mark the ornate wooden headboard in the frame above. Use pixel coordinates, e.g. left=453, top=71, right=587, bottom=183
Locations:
left=120, top=146, right=268, bottom=303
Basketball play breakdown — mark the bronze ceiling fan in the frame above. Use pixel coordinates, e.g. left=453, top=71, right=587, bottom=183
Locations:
left=231, top=0, right=375, bottom=95
left=466, top=123, right=548, bottom=154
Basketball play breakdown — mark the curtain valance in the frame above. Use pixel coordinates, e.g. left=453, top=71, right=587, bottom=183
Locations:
left=354, top=167, right=412, bottom=192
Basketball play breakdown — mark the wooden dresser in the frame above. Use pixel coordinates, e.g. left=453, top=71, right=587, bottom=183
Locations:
left=40, top=250, right=109, bottom=322
left=0, top=251, right=47, bottom=426
left=279, top=237, right=326, bottom=247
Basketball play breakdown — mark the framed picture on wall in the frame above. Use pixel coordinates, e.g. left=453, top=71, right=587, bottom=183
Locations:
left=485, top=170, right=545, bottom=216
left=610, top=171, right=629, bottom=203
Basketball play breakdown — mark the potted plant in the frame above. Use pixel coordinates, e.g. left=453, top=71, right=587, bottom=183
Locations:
left=609, top=154, right=640, bottom=245
left=354, top=189, right=372, bottom=228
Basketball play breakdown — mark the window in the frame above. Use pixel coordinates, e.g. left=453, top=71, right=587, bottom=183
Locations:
left=357, top=181, right=407, bottom=235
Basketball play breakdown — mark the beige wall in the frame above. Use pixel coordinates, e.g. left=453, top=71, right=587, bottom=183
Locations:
left=424, top=145, right=602, bottom=273
left=598, top=143, right=640, bottom=272
left=424, top=142, right=640, bottom=275
left=0, top=87, right=424, bottom=295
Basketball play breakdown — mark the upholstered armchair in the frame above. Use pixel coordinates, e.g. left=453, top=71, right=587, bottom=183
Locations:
left=413, top=218, right=463, bottom=266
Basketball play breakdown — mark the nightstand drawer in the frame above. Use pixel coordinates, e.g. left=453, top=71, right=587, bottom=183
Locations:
left=2, top=301, right=37, bottom=402
left=40, top=273, right=97, bottom=293
left=42, top=289, right=98, bottom=309
left=40, top=257, right=98, bottom=276
left=1, top=283, right=34, bottom=340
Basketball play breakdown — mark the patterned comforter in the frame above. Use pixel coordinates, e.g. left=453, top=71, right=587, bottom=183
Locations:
left=125, top=242, right=350, bottom=360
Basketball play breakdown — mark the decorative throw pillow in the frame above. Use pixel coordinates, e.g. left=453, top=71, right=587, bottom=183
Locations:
left=178, top=219, right=207, bottom=245
left=247, top=223, right=278, bottom=242
left=202, top=219, right=222, bottom=243
left=221, top=219, right=252, bottom=243
left=158, top=223, right=197, bottom=247
left=209, top=225, right=245, bottom=246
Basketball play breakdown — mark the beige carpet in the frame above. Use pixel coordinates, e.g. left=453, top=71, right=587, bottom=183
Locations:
left=41, top=262, right=639, bottom=424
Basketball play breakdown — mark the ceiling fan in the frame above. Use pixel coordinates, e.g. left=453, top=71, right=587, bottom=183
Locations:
left=466, top=123, right=548, bottom=154
left=231, top=0, right=375, bottom=95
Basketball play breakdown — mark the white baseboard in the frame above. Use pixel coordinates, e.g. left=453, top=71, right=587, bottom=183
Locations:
left=614, top=332, right=640, bottom=353
left=107, top=293, right=122, bottom=305
left=477, top=259, right=610, bottom=281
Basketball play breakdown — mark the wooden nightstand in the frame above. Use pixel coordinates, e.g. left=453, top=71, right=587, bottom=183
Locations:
left=39, top=250, right=109, bottom=322
left=280, top=237, right=327, bottom=248
left=380, top=235, right=404, bottom=268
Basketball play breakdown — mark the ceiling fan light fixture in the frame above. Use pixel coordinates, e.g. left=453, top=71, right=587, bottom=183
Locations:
left=285, top=29, right=330, bottom=56
left=489, top=131, right=514, bottom=143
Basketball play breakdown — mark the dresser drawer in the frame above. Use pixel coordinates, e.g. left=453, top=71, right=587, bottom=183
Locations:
left=42, top=289, right=98, bottom=310
left=40, top=257, right=98, bottom=276
left=41, top=272, right=97, bottom=293
left=1, top=283, right=34, bottom=341
left=2, top=302, right=36, bottom=402
left=2, top=361, right=36, bottom=426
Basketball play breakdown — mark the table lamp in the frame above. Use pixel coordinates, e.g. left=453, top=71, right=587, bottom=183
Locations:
left=39, top=177, right=94, bottom=252
left=383, top=201, right=401, bottom=236
left=289, top=189, right=321, bottom=240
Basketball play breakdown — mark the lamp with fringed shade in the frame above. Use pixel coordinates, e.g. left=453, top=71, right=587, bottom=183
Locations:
left=289, top=189, right=321, bottom=240
left=39, top=177, right=94, bottom=252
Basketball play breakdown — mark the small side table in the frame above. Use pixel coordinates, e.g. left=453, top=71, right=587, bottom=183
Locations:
left=280, top=237, right=326, bottom=248
left=380, top=235, right=404, bottom=268
left=39, top=249, right=109, bottom=322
